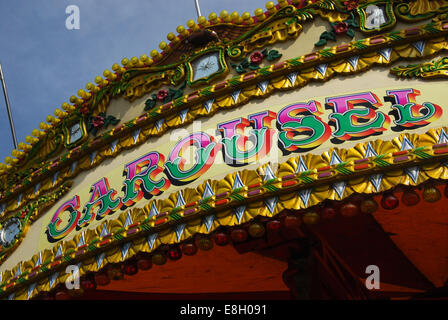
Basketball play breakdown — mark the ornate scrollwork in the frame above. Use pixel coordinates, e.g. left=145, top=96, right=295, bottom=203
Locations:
left=390, top=56, right=448, bottom=79
left=395, top=0, right=448, bottom=21
left=122, top=67, right=185, bottom=102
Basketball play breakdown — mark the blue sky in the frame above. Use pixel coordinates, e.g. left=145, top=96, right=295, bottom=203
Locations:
left=0, top=0, right=265, bottom=162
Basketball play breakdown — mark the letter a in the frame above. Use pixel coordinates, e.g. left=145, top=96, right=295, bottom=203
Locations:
left=66, top=5, right=80, bottom=30
left=365, top=265, right=380, bottom=290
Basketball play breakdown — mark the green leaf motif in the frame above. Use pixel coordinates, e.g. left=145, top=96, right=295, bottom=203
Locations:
left=346, top=28, right=355, bottom=38
left=266, top=50, right=282, bottom=61
left=315, top=38, right=327, bottom=47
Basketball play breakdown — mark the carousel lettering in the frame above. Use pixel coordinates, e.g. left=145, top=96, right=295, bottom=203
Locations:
left=46, top=88, right=442, bottom=242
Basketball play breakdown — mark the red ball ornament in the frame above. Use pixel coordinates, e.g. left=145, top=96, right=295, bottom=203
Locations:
left=213, top=232, right=229, bottom=246
left=136, top=253, right=152, bottom=270
left=55, top=290, right=71, bottom=300
left=122, top=260, right=138, bottom=275
left=444, top=184, right=448, bottom=198
left=340, top=202, right=359, bottom=217
left=266, top=220, right=281, bottom=232
left=167, top=247, right=182, bottom=260
left=81, top=277, right=96, bottom=291
left=41, top=292, right=55, bottom=300
left=94, top=272, right=110, bottom=286
left=283, top=215, right=301, bottom=229
left=401, top=189, right=420, bottom=206
left=182, top=243, right=198, bottom=256
left=230, top=229, right=248, bottom=243
left=381, top=193, right=399, bottom=210
left=321, top=206, right=337, bottom=219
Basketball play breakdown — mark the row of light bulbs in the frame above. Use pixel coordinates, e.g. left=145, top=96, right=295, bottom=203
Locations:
left=0, top=0, right=305, bottom=170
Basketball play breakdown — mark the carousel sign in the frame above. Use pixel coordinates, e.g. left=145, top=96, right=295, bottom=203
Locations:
left=46, top=87, right=442, bottom=242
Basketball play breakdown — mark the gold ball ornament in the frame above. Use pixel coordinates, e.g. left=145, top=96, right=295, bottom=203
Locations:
left=303, top=212, right=320, bottom=225
left=69, top=95, right=83, bottom=104
left=150, top=49, right=162, bottom=60
left=139, top=54, right=150, bottom=64
left=46, top=115, right=57, bottom=124
left=176, top=25, right=189, bottom=37
left=278, top=0, right=289, bottom=7
left=159, top=41, right=170, bottom=52
left=11, top=149, right=25, bottom=158
left=103, top=69, right=117, bottom=80
left=25, top=135, right=38, bottom=144
left=77, top=89, right=91, bottom=99
left=360, top=198, right=378, bottom=214
left=18, top=142, right=31, bottom=151
left=167, top=32, right=179, bottom=42
left=130, top=57, right=142, bottom=67
left=241, top=12, right=254, bottom=24
left=32, top=129, right=45, bottom=137
left=266, top=1, right=277, bottom=14
left=85, top=83, right=100, bottom=93
left=39, top=122, right=51, bottom=130
left=61, top=102, right=76, bottom=111
left=94, top=76, right=102, bottom=84
left=254, top=8, right=266, bottom=21
left=121, top=58, right=130, bottom=66
left=186, top=19, right=199, bottom=31
left=208, top=12, right=219, bottom=23
left=198, top=236, right=213, bottom=250
left=4, top=156, right=17, bottom=165
left=197, top=16, right=209, bottom=26
left=152, top=253, right=167, bottom=265
left=111, top=63, right=125, bottom=74
left=422, top=185, right=441, bottom=203
left=220, top=10, right=231, bottom=22
left=54, top=108, right=67, bottom=118
left=248, top=223, right=266, bottom=238
left=230, top=11, right=242, bottom=24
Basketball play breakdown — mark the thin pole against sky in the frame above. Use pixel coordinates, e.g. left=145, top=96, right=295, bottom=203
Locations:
left=194, top=0, right=202, bottom=18
left=0, top=63, right=18, bottom=150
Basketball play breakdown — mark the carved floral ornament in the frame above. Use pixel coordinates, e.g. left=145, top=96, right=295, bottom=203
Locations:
left=0, top=1, right=447, bottom=299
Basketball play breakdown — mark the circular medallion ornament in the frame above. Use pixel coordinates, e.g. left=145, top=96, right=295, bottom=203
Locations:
left=0, top=217, right=21, bottom=247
